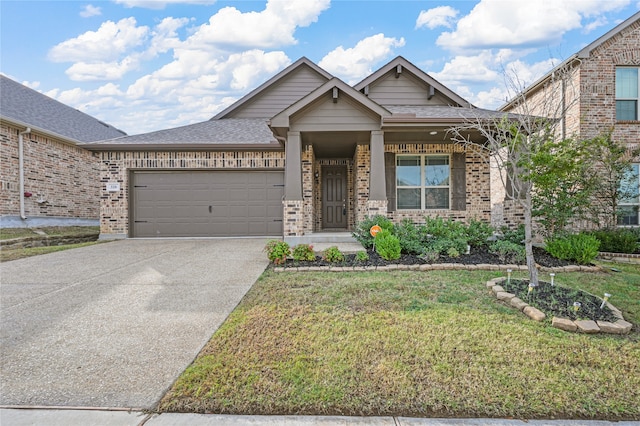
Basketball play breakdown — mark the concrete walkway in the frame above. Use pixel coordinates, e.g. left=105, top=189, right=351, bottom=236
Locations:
left=1, top=409, right=638, bottom=425
left=0, top=239, right=269, bottom=409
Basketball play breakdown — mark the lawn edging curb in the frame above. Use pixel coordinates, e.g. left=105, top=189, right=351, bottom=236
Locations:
left=273, top=264, right=602, bottom=273
left=486, top=277, right=632, bottom=335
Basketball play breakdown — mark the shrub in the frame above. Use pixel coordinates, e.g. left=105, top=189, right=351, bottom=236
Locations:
left=465, top=219, right=494, bottom=247
left=500, top=224, right=525, bottom=245
left=589, top=229, right=638, bottom=254
left=545, top=233, right=600, bottom=265
left=446, top=247, right=460, bottom=258
left=352, top=215, right=394, bottom=249
left=423, top=216, right=466, bottom=241
left=489, top=240, right=526, bottom=264
left=425, top=236, right=467, bottom=258
left=322, top=246, right=345, bottom=263
left=292, top=244, right=316, bottom=261
left=375, top=229, right=401, bottom=261
left=355, top=250, right=369, bottom=262
left=395, top=219, right=427, bottom=255
left=264, top=240, right=290, bottom=265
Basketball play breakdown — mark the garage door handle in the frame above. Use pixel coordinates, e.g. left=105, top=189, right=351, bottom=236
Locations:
left=209, top=205, right=212, bottom=213
left=134, top=220, right=148, bottom=223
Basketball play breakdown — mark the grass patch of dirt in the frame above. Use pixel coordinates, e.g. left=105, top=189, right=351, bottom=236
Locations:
left=0, top=226, right=99, bottom=240
left=159, top=267, right=640, bottom=420
left=0, top=226, right=101, bottom=261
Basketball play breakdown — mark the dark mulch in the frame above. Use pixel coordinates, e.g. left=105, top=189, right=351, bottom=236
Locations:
left=285, top=246, right=574, bottom=268
left=502, top=279, right=619, bottom=322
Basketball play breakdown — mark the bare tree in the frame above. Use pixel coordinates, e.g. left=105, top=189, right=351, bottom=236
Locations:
left=449, top=63, right=580, bottom=285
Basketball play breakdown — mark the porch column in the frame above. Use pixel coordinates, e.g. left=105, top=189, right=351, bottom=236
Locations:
left=367, top=130, right=388, bottom=217
left=283, top=131, right=305, bottom=240
left=369, top=130, right=386, bottom=200
left=284, top=131, right=302, bottom=200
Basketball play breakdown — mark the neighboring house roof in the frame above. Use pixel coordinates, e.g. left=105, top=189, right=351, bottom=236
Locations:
left=500, top=11, right=640, bottom=111
left=81, top=118, right=280, bottom=151
left=212, top=57, right=333, bottom=119
left=0, top=75, right=126, bottom=143
left=354, top=56, right=473, bottom=108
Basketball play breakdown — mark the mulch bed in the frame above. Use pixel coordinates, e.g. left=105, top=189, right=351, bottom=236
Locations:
left=288, top=246, right=573, bottom=268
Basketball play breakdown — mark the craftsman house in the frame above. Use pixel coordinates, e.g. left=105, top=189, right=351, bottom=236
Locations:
left=500, top=11, right=640, bottom=228
left=84, top=56, right=506, bottom=243
left=0, top=75, right=126, bottom=227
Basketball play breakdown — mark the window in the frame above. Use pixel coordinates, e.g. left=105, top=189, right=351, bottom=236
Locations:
left=616, top=67, right=639, bottom=121
left=396, top=155, right=450, bottom=209
left=617, top=163, right=640, bottom=226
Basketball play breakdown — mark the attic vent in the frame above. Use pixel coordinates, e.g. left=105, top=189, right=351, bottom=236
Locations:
left=428, top=85, right=435, bottom=100
left=395, top=65, right=402, bottom=78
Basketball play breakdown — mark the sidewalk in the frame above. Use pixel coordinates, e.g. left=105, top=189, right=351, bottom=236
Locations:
left=1, top=409, right=638, bottom=426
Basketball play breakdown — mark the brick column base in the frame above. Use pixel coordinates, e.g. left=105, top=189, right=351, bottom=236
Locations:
left=367, top=200, right=388, bottom=218
left=283, top=200, right=305, bottom=237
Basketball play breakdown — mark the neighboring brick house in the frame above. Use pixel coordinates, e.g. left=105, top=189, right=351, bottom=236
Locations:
left=84, top=56, right=508, bottom=242
left=0, top=75, right=126, bottom=227
left=500, top=11, right=640, bottom=229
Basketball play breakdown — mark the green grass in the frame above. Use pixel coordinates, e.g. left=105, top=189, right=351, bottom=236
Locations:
left=159, top=266, right=640, bottom=419
left=0, top=241, right=103, bottom=262
left=0, top=226, right=99, bottom=240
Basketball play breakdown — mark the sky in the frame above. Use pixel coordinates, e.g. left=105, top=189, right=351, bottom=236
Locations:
left=1, top=0, right=639, bottom=136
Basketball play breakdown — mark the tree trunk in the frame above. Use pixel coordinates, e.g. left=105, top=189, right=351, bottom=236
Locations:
left=523, top=193, right=539, bottom=285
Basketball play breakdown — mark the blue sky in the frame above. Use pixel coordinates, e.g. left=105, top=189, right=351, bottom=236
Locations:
left=1, top=0, right=638, bottom=135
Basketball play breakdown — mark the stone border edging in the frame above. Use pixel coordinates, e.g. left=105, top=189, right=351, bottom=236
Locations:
left=273, top=264, right=602, bottom=273
left=0, top=234, right=99, bottom=249
left=486, top=277, right=632, bottom=335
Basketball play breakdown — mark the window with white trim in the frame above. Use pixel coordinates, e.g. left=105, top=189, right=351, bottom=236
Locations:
left=617, top=163, right=640, bottom=226
left=396, top=155, right=450, bottom=209
left=616, top=67, right=639, bottom=121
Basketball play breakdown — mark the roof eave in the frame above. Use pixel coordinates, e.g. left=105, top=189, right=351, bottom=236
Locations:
left=1, top=115, right=84, bottom=146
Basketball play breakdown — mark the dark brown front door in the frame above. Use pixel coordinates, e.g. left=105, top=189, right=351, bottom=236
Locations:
left=322, top=166, right=347, bottom=229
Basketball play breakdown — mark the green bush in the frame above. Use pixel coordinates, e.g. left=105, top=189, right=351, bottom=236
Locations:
left=426, top=237, right=468, bottom=258
left=545, top=233, right=600, bottom=265
left=489, top=240, right=526, bottom=264
left=375, top=229, right=401, bottom=261
left=352, top=215, right=394, bottom=249
left=589, top=229, right=638, bottom=254
left=465, top=219, right=494, bottom=247
left=292, top=244, right=316, bottom=261
left=264, top=240, right=290, bottom=265
left=395, top=219, right=427, bottom=255
left=500, top=224, right=525, bottom=245
left=322, top=246, right=345, bottom=263
left=423, top=216, right=466, bottom=240
left=355, top=250, right=369, bottom=262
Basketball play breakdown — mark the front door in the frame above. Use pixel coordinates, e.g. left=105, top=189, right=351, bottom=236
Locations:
left=322, top=166, right=347, bottom=229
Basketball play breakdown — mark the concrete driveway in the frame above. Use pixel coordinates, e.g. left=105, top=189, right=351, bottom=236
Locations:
left=0, top=239, right=269, bottom=410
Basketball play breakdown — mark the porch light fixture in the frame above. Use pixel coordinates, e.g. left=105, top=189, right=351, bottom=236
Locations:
left=314, top=171, right=319, bottom=181
left=429, top=131, right=438, bottom=135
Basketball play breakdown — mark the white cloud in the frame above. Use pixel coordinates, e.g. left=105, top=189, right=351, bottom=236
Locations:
left=319, top=33, right=406, bottom=84
left=64, top=58, right=140, bottom=81
left=49, top=18, right=149, bottom=63
left=187, top=0, right=330, bottom=50
left=415, top=6, right=458, bottom=30
left=113, top=0, right=216, bottom=9
left=583, top=16, right=609, bottom=33
left=80, top=4, right=102, bottom=18
left=437, top=0, right=631, bottom=50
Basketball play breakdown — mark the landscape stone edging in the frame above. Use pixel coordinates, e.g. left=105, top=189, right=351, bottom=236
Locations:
left=273, top=264, right=602, bottom=273
left=486, top=277, right=632, bottom=335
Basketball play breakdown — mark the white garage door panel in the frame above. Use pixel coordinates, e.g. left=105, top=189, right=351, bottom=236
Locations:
left=132, top=171, right=284, bottom=237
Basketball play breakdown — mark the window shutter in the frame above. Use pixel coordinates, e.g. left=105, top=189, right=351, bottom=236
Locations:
left=384, top=152, right=396, bottom=212
left=451, top=152, right=466, bottom=211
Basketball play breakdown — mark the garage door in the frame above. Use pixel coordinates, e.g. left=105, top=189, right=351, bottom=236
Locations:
left=131, top=171, right=284, bottom=237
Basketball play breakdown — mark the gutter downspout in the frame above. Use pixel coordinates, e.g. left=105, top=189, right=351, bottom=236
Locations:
left=18, top=127, right=31, bottom=220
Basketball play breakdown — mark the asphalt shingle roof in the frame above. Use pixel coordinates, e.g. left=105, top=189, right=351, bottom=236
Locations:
left=0, top=75, right=126, bottom=143
left=87, top=118, right=276, bottom=145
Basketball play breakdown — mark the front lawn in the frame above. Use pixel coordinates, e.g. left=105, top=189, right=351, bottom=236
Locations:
left=159, top=266, right=640, bottom=420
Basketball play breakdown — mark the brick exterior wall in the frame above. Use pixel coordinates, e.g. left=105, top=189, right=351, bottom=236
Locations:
left=501, top=17, right=640, bottom=230
left=384, top=143, right=491, bottom=224
left=98, top=150, right=285, bottom=237
left=1, top=122, right=100, bottom=221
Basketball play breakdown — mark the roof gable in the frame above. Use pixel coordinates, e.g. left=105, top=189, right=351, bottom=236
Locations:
left=354, top=56, right=472, bottom=108
left=0, top=75, right=126, bottom=143
left=213, top=57, right=333, bottom=119
left=270, top=78, right=390, bottom=130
